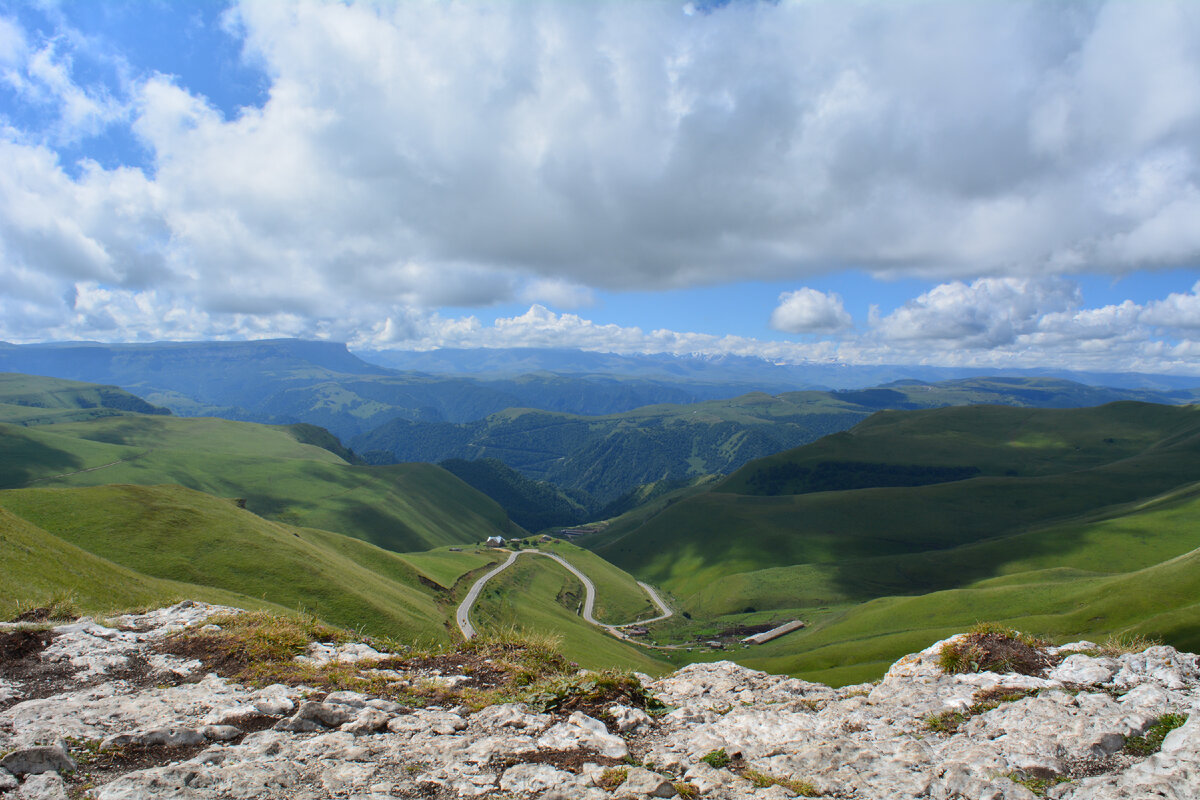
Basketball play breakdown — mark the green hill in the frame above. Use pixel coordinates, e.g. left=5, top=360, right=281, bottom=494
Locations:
left=0, top=413, right=516, bottom=552
left=0, top=373, right=170, bottom=426
left=353, top=378, right=1200, bottom=509
left=0, top=503, right=271, bottom=619
left=582, top=402, right=1200, bottom=682
left=0, top=483, right=501, bottom=641
left=730, top=482, right=1200, bottom=685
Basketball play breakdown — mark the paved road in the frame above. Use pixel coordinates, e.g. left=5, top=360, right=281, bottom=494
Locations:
left=456, top=549, right=672, bottom=641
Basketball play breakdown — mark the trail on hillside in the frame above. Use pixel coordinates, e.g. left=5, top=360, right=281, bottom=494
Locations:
left=455, top=549, right=673, bottom=642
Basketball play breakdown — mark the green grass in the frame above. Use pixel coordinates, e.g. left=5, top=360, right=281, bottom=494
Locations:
left=469, top=554, right=670, bottom=674
left=0, top=503, right=285, bottom=621
left=591, top=404, right=1200, bottom=600
left=393, top=546, right=504, bottom=590
left=0, top=415, right=515, bottom=552
left=0, top=484, right=459, bottom=642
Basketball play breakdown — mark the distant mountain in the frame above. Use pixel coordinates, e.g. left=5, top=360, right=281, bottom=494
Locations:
left=0, top=340, right=793, bottom=440
left=356, top=346, right=1200, bottom=392
left=438, top=458, right=592, bottom=532
left=4, top=340, right=1197, bottom=448
left=352, top=377, right=1200, bottom=506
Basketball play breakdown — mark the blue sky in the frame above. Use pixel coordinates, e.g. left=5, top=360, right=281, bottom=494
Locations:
left=2, top=0, right=1200, bottom=373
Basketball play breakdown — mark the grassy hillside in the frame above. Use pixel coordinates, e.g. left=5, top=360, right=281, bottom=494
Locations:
left=0, top=484, right=465, bottom=641
left=581, top=402, right=1200, bottom=683
left=0, top=414, right=515, bottom=552
left=591, top=403, right=1200, bottom=600
left=0, top=504, right=277, bottom=620
left=0, top=372, right=170, bottom=426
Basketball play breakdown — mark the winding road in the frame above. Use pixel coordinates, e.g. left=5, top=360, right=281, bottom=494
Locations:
left=456, top=549, right=673, bottom=641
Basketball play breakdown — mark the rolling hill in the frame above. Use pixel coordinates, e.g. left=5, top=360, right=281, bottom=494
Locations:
left=585, top=401, right=1200, bottom=683
left=353, top=378, right=1200, bottom=509
left=0, top=405, right=517, bottom=553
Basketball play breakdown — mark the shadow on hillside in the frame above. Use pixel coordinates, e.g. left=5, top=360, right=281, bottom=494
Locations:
left=0, top=437, right=82, bottom=489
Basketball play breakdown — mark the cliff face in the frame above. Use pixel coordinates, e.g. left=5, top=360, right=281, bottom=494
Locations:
left=2, top=603, right=1198, bottom=800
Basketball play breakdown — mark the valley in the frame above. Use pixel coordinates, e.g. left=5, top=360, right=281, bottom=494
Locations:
left=3, top=355, right=1200, bottom=688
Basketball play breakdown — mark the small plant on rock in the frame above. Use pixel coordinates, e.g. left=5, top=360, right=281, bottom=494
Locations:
left=673, top=781, right=699, bottom=799
left=938, top=623, right=1057, bottom=676
left=1124, top=713, right=1188, bottom=756
left=1007, top=771, right=1070, bottom=797
left=523, top=669, right=664, bottom=716
left=741, top=769, right=819, bottom=797
left=596, top=767, right=629, bottom=790
left=700, top=748, right=731, bottom=769
left=924, top=710, right=967, bottom=734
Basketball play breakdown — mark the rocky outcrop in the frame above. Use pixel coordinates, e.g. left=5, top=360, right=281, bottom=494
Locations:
left=1, top=603, right=1198, bottom=799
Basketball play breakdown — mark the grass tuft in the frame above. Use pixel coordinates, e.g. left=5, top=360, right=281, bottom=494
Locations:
left=740, top=769, right=820, bottom=796
left=1124, top=713, right=1188, bottom=756
left=700, top=748, right=731, bottom=770
left=596, top=767, right=629, bottom=790
left=938, top=625, right=1056, bottom=676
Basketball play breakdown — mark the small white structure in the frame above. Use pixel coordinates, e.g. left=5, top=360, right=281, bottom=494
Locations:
left=742, top=620, right=806, bottom=646
left=486, top=536, right=506, bottom=547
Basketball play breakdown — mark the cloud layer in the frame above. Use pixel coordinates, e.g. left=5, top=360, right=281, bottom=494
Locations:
left=1, top=1, right=1199, bottom=373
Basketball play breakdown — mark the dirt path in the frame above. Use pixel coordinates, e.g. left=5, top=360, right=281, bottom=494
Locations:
left=455, top=549, right=673, bottom=642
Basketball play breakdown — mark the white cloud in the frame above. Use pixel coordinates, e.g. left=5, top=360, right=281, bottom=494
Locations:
left=871, top=278, right=1080, bottom=345
left=519, top=278, right=594, bottom=310
left=3, top=1, right=1200, bottom=377
left=1140, top=282, right=1200, bottom=330
left=770, top=288, right=852, bottom=334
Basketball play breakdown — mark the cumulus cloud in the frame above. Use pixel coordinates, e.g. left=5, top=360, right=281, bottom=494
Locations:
left=870, top=278, right=1080, bottom=346
left=770, top=288, right=852, bottom=334
left=2, top=1, right=1200, bottom=374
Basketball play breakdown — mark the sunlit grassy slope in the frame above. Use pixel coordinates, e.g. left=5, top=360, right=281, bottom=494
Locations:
left=469, top=552, right=670, bottom=674
left=0, top=504, right=280, bottom=619
left=0, top=484, right=470, bottom=641
left=585, top=402, right=1200, bottom=684
left=0, top=414, right=515, bottom=552
left=0, top=373, right=170, bottom=426
left=592, top=403, right=1200, bottom=600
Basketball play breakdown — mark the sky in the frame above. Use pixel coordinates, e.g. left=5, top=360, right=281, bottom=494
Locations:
left=2, top=1, right=1200, bottom=374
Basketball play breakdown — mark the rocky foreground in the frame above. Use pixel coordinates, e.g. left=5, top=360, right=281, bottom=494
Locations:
left=2, top=603, right=1199, bottom=799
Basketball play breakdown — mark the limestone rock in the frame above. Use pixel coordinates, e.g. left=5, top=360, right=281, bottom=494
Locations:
left=14, top=772, right=69, bottom=800
left=618, top=767, right=677, bottom=798
left=0, top=746, right=77, bottom=777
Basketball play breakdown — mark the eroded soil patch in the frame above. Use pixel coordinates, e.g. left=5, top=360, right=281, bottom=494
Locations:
left=0, top=629, right=76, bottom=711
left=490, top=747, right=623, bottom=773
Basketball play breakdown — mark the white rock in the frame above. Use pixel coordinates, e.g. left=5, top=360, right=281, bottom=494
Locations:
left=15, top=772, right=69, bottom=800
